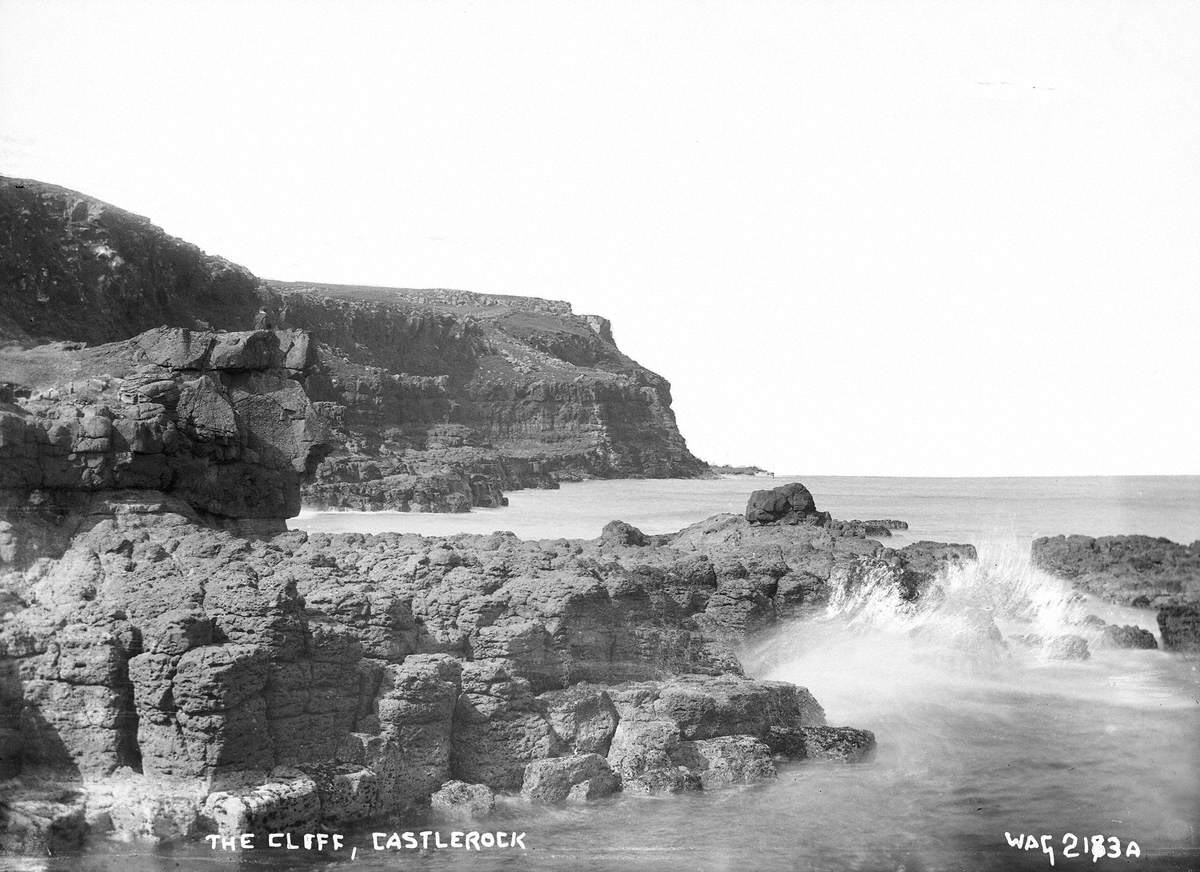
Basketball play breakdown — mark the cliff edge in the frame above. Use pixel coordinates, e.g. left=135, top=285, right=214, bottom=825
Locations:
left=0, top=176, right=708, bottom=513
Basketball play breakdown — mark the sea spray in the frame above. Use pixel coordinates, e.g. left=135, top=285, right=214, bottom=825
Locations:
left=742, top=538, right=1169, bottom=745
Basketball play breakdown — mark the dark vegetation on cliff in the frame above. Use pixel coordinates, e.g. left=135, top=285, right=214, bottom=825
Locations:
left=0, top=176, right=707, bottom=514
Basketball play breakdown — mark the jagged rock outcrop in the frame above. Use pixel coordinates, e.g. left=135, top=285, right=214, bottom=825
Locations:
left=773, top=726, right=876, bottom=763
left=1081, top=617, right=1159, bottom=650
left=1157, top=605, right=1200, bottom=653
left=1032, top=534, right=1200, bottom=653
left=829, top=519, right=909, bottom=538
left=1101, top=624, right=1157, bottom=650
left=0, top=326, right=332, bottom=568
left=1, top=176, right=708, bottom=515
left=0, top=485, right=964, bottom=851
left=1032, top=534, right=1200, bottom=608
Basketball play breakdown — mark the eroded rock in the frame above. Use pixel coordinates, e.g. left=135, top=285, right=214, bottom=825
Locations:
left=521, top=753, right=620, bottom=803
left=430, top=780, right=495, bottom=820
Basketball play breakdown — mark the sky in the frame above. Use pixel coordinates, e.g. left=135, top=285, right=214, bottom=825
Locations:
left=2, top=0, right=1198, bottom=476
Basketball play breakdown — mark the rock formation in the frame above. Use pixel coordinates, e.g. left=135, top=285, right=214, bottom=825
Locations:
left=0, top=175, right=708, bottom=515
left=745, top=482, right=828, bottom=526
left=1157, top=605, right=1200, bottom=654
left=710, top=464, right=773, bottom=477
left=0, top=478, right=969, bottom=852
left=829, top=519, right=909, bottom=538
left=0, top=179, right=979, bottom=855
left=1032, top=534, right=1200, bottom=653
left=0, top=327, right=331, bottom=531
left=1032, top=534, right=1200, bottom=608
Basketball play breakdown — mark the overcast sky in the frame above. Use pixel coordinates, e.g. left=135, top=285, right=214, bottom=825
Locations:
left=3, top=0, right=1198, bottom=476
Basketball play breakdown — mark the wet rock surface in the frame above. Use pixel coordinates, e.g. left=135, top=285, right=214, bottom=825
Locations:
left=1011, top=633, right=1091, bottom=661
left=776, top=726, right=877, bottom=763
left=1032, top=534, right=1200, bottom=653
left=430, top=780, right=495, bottom=820
left=1032, top=534, right=1200, bottom=608
left=521, top=753, right=620, bottom=803
left=0, top=484, right=962, bottom=849
left=1099, top=622, right=1158, bottom=650
left=1157, top=605, right=1200, bottom=654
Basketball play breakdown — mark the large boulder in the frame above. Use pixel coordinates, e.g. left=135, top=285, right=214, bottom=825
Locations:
left=600, top=520, right=648, bottom=548
left=351, top=653, right=462, bottom=811
left=430, top=780, right=495, bottom=820
left=200, top=769, right=321, bottom=838
left=451, top=660, right=560, bottom=790
left=1046, top=634, right=1091, bottom=661
left=674, top=735, right=776, bottom=787
left=745, top=483, right=828, bottom=526
left=769, top=726, right=877, bottom=762
left=521, top=753, right=620, bottom=803
left=1099, top=623, right=1158, bottom=650
left=602, top=674, right=833, bottom=794
left=605, top=717, right=699, bottom=795
left=650, top=674, right=826, bottom=740
left=536, top=685, right=620, bottom=755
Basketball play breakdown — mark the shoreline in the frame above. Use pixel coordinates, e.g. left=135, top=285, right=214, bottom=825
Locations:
left=1, top=480, right=1195, bottom=861
left=0, top=483, right=965, bottom=852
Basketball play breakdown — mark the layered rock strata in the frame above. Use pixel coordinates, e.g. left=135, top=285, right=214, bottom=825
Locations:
left=0, top=327, right=332, bottom=549
left=1, top=176, right=708, bottom=514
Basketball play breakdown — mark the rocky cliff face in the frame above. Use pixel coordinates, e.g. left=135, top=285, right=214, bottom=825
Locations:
left=272, top=281, right=706, bottom=510
left=1, top=176, right=708, bottom=513
left=0, top=327, right=332, bottom=541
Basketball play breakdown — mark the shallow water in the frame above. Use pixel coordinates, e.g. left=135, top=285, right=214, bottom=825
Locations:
left=21, top=477, right=1200, bottom=871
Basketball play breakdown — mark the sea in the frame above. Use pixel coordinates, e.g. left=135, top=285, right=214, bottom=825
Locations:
left=23, top=476, right=1200, bottom=872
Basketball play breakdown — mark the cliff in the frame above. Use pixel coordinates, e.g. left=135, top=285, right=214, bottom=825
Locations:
left=271, top=280, right=707, bottom=511
left=0, top=175, right=708, bottom=513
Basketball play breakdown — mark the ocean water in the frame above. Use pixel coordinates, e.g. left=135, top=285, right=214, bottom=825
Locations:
left=23, top=477, right=1200, bottom=872
left=292, top=475, right=1200, bottom=546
